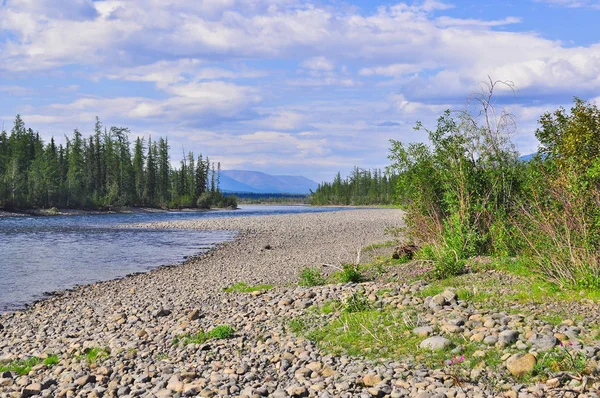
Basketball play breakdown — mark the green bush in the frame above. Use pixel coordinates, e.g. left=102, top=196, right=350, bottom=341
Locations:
left=298, top=267, right=326, bottom=287
left=338, top=264, right=364, bottom=283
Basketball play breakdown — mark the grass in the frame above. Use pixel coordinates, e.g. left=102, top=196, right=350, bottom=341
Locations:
left=81, top=347, right=110, bottom=364
left=223, top=282, right=274, bottom=293
left=0, top=355, right=59, bottom=375
left=362, top=240, right=397, bottom=252
left=534, top=345, right=590, bottom=378
left=174, top=324, right=235, bottom=345
left=298, top=267, right=327, bottom=287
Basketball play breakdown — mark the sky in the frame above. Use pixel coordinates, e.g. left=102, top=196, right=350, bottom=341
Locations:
left=0, top=0, right=599, bottom=182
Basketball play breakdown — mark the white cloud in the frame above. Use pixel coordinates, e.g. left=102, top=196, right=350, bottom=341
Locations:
left=301, top=57, right=335, bottom=71
left=534, top=0, right=600, bottom=8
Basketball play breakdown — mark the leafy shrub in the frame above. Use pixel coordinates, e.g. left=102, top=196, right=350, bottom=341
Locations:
left=298, top=267, right=326, bottom=287
left=338, top=264, right=363, bottom=283
left=197, top=192, right=213, bottom=209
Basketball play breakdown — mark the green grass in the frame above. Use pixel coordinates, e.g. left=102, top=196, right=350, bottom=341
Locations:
left=534, top=346, right=590, bottom=378
left=362, top=240, right=397, bottom=252
left=298, top=267, right=327, bottom=287
left=0, top=355, right=59, bottom=375
left=174, top=324, right=235, bottom=345
left=81, top=347, right=110, bottom=364
left=223, top=282, right=274, bottom=293
left=331, top=264, right=364, bottom=284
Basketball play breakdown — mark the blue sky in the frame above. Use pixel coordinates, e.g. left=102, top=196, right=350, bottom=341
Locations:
left=1, top=0, right=599, bottom=182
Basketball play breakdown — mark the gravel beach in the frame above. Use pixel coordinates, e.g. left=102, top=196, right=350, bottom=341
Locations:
left=2, top=208, right=600, bottom=398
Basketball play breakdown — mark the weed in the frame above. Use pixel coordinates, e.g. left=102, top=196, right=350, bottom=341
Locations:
left=338, top=264, right=364, bottom=284
left=288, top=318, right=307, bottom=334
left=223, top=282, right=274, bottom=293
left=0, top=357, right=41, bottom=375
left=342, top=291, right=371, bottom=313
left=174, top=324, right=235, bottom=345
left=534, top=343, right=589, bottom=378
left=43, top=355, right=59, bottom=366
left=83, top=347, right=110, bottom=364
left=298, top=267, right=326, bottom=287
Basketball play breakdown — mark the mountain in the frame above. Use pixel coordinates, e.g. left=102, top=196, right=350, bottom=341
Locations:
left=219, top=170, right=318, bottom=194
left=518, top=153, right=537, bottom=162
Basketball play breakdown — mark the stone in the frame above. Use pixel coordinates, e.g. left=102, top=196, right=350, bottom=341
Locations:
left=440, top=289, right=457, bottom=302
left=483, top=335, right=498, bottom=345
left=286, top=385, right=308, bottom=397
left=420, top=336, right=452, bottom=351
left=363, top=374, right=382, bottom=387
left=75, top=374, right=95, bottom=386
left=154, top=308, right=171, bottom=317
left=528, top=334, right=558, bottom=351
left=22, top=382, right=42, bottom=397
left=506, top=353, right=536, bottom=377
left=413, top=326, right=434, bottom=337
left=546, top=378, right=560, bottom=388
left=498, top=330, right=519, bottom=346
left=188, top=309, right=201, bottom=321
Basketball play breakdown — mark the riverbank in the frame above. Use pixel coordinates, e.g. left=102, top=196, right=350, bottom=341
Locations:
left=1, top=209, right=599, bottom=397
left=0, top=206, right=236, bottom=218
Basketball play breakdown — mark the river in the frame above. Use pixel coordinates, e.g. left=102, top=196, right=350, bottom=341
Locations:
left=0, top=205, right=351, bottom=312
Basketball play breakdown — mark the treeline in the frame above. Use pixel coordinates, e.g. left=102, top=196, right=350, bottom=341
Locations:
left=389, top=82, right=600, bottom=289
left=310, top=167, right=398, bottom=205
left=0, top=115, right=236, bottom=211
left=233, top=193, right=309, bottom=204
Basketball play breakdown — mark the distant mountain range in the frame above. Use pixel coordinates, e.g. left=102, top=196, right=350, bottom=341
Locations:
left=219, top=170, right=318, bottom=194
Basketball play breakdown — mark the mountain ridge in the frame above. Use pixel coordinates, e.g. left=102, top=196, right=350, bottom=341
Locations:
left=220, top=170, right=318, bottom=194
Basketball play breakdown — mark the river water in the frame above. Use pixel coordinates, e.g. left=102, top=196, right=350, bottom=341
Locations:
left=0, top=205, right=349, bottom=313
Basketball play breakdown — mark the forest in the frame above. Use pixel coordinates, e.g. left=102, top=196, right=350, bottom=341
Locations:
left=310, top=167, right=398, bottom=205
left=0, top=115, right=236, bottom=211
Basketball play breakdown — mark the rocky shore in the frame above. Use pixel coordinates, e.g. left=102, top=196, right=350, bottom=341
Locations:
left=1, top=209, right=599, bottom=397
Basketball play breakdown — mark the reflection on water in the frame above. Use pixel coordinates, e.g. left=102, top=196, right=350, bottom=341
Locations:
left=0, top=205, right=350, bottom=312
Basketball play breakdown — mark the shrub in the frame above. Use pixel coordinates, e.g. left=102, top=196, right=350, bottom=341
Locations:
left=338, top=264, right=363, bottom=283
left=342, top=291, right=371, bottom=313
left=298, top=267, right=326, bottom=287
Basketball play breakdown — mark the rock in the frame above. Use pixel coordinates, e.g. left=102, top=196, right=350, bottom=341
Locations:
left=483, top=335, right=498, bottom=345
left=154, top=308, right=172, bottom=317
left=75, top=374, right=95, bottom=386
left=413, top=326, right=434, bottom=337
left=546, top=378, right=560, bottom=388
left=22, top=382, right=42, bottom=397
left=440, top=289, right=457, bottom=302
left=498, top=330, right=519, bottom=346
left=420, top=336, right=451, bottom=351
left=363, top=374, right=382, bottom=387
left=286, top=385, right=308, bottom=397
left=264, top=244, right=272, bottom=250
left=506, top=353, right=536, bottom=377
left=188, top=309, right=201, bottom=321
left=528, top=334, right=558, bottom=351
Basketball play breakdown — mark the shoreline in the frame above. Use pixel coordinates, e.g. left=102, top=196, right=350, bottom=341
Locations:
left=0, top=206, right=240, bottom=218
left=2, top=208, right=600, bottom=396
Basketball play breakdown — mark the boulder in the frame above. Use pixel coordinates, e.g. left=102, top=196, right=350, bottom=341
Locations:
left=506, top=353, right=536, bottom=377
left=420, top=336, right=452, bottom=351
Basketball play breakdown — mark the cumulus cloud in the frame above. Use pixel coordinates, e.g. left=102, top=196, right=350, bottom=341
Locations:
left=2, top=0, right=599, bottom=178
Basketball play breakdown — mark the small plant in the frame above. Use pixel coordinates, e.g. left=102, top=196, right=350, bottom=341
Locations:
left=298, top=267, right=326, bottom=287
left=534, top=342, right=589, bottom=377
left=83, top=347, right=110, bottom=364
left=209, top=325, right=235, bottom=339
left=0, top=357, right=42, bottom=375
left=43, top=355, right=59, bottom=366
left=175, top=324, right=235, bottom=345
left=342, top=291, right=371, bottom=313
left=223, top=282, right=274, bottom=293
left=288, top=318, right=306, bottom=333
left=338, top=264, right=364, bottom=283
left=444, top=354, right=467, bottom=386
left=155, top=352, right=169, bottom=360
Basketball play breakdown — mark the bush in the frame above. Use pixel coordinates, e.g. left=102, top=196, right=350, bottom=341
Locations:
left=197, top=192, right=213, bottom=209
left=338, top=264, right=363, bottom=283
left=298, top=267, right=326, bottom=287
